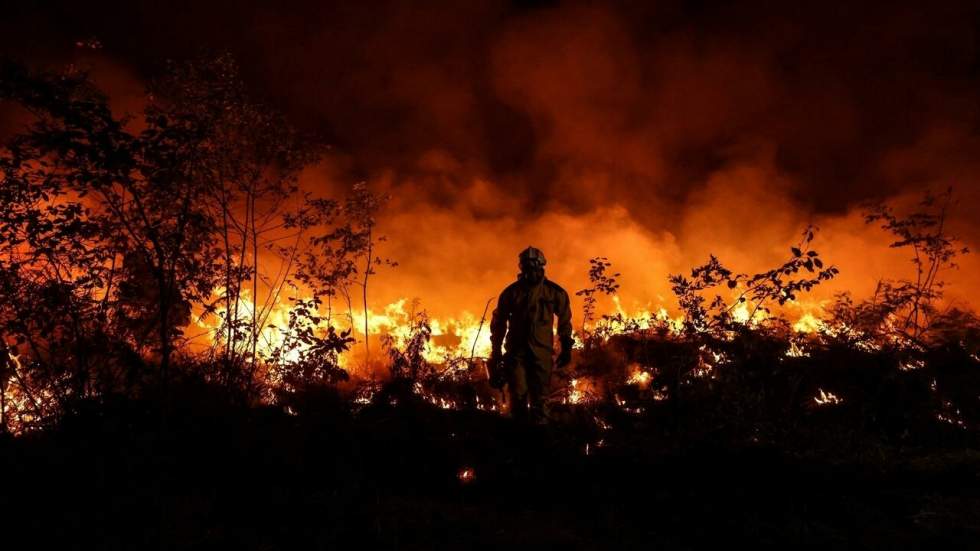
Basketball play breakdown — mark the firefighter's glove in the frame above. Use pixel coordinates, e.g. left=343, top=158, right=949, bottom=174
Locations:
left=488, top=348, right=507, bottom=389
left=556, top=338, right=574, bottom=369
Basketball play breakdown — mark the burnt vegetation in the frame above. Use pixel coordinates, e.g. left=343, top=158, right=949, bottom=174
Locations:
left=0, top=57, right=978, bottom=549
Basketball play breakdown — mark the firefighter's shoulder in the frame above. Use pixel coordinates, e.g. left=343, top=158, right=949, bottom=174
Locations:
left=543, top=279, right=569, bottom=297
left=500, top=280, right=523, bottom=299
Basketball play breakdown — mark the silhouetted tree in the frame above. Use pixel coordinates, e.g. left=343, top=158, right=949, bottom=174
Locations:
left=345, top=183, right=396, bottom=364
left=575, top=257, right=620, bottom=346
left=670, top=226, right=838, bottom=334
left=383, top=305, right=433, bottom=381
left=147, top=54, right=322, bottom=399
left=291, top=183, right=396, bottom=366
left=264, top=295, right=353, bottom=404
left=858, top=188, right=970, bottom=345
left=113, top=250, right=192, bottom=355
left=0, top=62, right=137, bottom=425
left=0, top=56, right=324, bottom=407
left=1, top=61, right=225, bottom=388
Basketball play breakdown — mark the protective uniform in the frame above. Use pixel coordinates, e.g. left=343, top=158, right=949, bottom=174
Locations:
left=490, top=247, right=573, bottom=424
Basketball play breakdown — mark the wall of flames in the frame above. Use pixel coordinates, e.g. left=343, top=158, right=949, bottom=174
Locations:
left=192, top=164, right=979, bottom=378
left=6, top=1, right=980, bottom=386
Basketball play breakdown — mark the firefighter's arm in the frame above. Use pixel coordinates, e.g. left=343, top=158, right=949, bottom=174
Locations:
left=489, top=290, right=509, bottom=356
left=487, top=290, right=510, bottom=387
left=556, top=288, right=574, bottom=367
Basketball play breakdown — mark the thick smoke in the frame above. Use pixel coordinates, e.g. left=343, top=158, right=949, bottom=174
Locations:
left=2, top=0, right=979, bottom=319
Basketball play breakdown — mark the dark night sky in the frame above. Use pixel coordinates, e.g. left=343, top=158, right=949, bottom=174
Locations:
left=4, top=1, right=980, bottom=209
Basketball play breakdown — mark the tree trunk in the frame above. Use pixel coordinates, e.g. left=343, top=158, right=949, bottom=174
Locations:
left=250, top=185, right=259, bottom=374
left=0, top=340, right=8, bottom=435
left=157, top=272, right=172, bottom=395
left=221, top=192, right=234, bottom=384
left=363, top=229, right=372, bottom=364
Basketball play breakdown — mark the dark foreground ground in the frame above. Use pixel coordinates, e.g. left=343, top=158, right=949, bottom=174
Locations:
left=1, top=390, right=978, bottom=551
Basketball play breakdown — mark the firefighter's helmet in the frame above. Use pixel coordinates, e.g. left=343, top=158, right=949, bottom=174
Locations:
left=518, top=246, right=547, bottom=269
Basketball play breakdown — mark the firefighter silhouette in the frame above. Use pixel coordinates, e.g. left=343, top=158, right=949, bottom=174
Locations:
left=489, top=246, right=573, bottom=424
